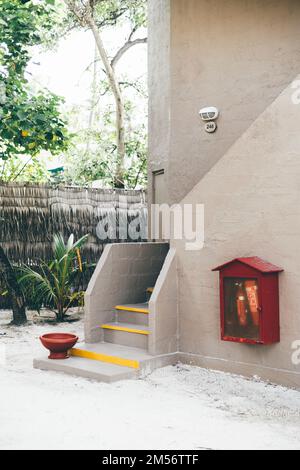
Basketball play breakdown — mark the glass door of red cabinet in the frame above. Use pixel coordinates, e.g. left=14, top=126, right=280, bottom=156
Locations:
left=223, top=278, right=261, bottom=341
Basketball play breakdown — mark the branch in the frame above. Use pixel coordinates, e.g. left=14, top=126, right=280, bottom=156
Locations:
left=11, top=157, right=33, bottom=182
left=119, top=80, right=147, bottom=97
left=92, top=77, right=146, bottom=108
left=133, top=155, right=147, bottom=189
left=63, top=0, right=88, bottom=27
left=111, top=37, right=147, bottom=69
left=82, top=58, right=106, bottom=77
left=128, top=25, right=138, bottom=42
left=95, top=7, right=128, bottom=28
left=1, top=160, right=6, bottom=179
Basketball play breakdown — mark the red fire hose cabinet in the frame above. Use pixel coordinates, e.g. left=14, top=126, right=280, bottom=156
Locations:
left=213, top=257, right=283, bottom=345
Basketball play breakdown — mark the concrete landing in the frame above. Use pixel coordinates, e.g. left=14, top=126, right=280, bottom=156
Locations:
left=33, top=355, right=137, bottom=383
left=34, top=342, right=178, bottom=383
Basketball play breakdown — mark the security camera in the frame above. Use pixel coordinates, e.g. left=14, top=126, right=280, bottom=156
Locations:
left=199, top=107, right=219, bottom=121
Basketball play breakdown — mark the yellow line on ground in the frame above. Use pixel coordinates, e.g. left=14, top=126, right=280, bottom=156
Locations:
left=70, top=348, right=140, bottom=369
left=101, top=324, right=150, bottom=335
left=115, top=305, right=149, bottom=314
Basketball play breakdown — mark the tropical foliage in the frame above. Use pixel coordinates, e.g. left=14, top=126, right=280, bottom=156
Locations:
left=19, top=233, right=89, bottom=322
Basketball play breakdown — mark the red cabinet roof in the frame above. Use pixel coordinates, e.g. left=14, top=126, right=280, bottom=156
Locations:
left=213, top=257, right=284, bottom=273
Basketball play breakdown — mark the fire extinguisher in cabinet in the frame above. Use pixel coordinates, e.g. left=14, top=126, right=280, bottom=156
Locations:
left=245, top=280, right=260, bottom=327
left=236, top=283, right=248, bottom=327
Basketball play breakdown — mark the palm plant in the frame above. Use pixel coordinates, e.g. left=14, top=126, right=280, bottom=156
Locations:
left=19, top=233, right=89, bottom=322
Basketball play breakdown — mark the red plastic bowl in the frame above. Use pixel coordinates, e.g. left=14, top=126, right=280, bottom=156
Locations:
left=40, top=333, right=78, bottom=360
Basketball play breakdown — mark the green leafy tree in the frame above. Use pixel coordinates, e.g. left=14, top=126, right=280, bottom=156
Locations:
left=0, top=0, right=68, bottom=165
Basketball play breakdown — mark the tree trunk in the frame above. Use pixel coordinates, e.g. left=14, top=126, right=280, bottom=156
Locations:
left=56, top=308, right=64, bottom=323
left=86, top=13, right=126, bottom=188
left=0, top=246, right=27, bottom=325
left=86, top=41, right=99, bottom=155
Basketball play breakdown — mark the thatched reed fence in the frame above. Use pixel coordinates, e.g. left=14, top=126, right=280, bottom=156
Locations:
left=0, top=183, right=147, bottom=309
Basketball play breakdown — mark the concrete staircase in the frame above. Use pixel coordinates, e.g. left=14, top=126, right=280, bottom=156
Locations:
left=101, top=304, right=150, bottom=349
left=34, top=287, right=174, bottom=383
left=34, top=243, right=178, bottom=383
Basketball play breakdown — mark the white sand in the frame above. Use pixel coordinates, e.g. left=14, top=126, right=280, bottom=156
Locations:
left=1, top=310, right=300, bottom=450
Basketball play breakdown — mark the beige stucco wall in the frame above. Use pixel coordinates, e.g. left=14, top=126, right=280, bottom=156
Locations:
left=149, top=0, right=300, bottom=205
left=148, top=0, right=171, bottom=223
left=172, top=78, right=300, bottom=388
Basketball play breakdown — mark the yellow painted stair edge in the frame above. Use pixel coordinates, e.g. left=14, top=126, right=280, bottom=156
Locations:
left=101, top=324, right=150, bottom=335
left=70, top=348, right=140, bottom=369
left=115, top=305, right=149, bottom=314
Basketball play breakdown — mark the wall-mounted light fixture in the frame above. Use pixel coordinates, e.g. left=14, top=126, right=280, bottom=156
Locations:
left=199, top=106, right=219, bottom=121
left=199, top=106, right=219, bottom=133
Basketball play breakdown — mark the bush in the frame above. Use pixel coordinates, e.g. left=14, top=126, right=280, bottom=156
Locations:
left=19, top=233, right=89, bottom=322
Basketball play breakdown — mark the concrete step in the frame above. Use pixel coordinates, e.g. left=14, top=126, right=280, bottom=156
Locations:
left=116, top=310, right=149, bottom=326
left=71, top=342, right=154, bottom=369
left=115, top=303, right=149, bottom=326
left=115, top=303, right=149, bottom=314
left=33, top=356, right=137, bottom=383
left=101, top=322, right=149, bottom=349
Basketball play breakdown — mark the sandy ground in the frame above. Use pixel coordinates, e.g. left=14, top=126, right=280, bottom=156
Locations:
left=0, top=309, right=300, bottom=450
